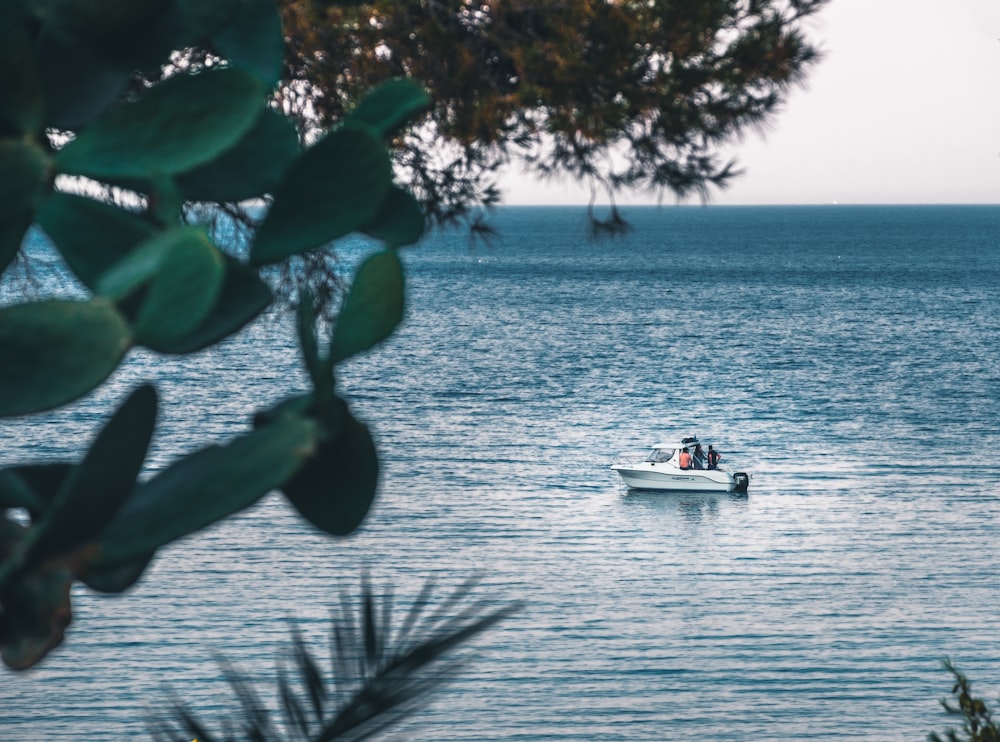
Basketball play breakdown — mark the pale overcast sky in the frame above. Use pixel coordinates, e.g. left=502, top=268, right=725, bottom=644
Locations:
left=500, top=0, right=1000, bottom=206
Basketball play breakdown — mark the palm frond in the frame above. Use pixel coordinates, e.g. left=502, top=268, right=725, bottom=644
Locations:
left=148, top=577, right=520, bottom=741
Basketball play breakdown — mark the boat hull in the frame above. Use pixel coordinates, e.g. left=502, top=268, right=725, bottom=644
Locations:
left=611, top=463, right=749, bottom=493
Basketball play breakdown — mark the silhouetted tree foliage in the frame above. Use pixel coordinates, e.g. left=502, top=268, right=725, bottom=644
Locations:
left=277, top=0, right=827, bottom=227
left=0, top=0, right=429, bottom=669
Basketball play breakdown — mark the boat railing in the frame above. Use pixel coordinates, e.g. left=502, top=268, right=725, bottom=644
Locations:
left=611, top=452, right=649, bottom=466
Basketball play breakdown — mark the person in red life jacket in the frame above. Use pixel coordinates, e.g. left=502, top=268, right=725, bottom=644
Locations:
left=678, top=447, right=692, bottom=469
left=707, top=445, right=721, bottom=469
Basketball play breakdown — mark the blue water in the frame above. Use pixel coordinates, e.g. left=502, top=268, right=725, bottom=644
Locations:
left=2, top=205, right=999, bottom=739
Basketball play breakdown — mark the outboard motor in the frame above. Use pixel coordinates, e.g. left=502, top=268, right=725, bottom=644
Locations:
left=733, top=472, right=750, bottom=494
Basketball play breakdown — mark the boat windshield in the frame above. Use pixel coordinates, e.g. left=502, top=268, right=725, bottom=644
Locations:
left=646, top=448, right=674, bottom=463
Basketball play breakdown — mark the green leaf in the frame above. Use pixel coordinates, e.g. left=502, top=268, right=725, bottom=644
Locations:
left=360, top=186, right=425, bottom=247
left=1, top=219, right=30, bottom=278
left=96, top=416, right=319, bottom=567
left=250, top=124, right=393, bottom=265
left=147, top=174, right=184, bottom=225
left=0, top=141, right=49, bottom=275
left=30, top=0, right=175, bottom=71
left=0, top=299, right=131, bottom=417
left=1, top=464, right=74, bottom=521
left=76, top=550, right=154, bottom=594
left=0, top=6, right=45, bottom=136
left=0, top=471, right=42, bottom=513
left=346, top=78, right=430, bottom=137
left=253, top=394, right=316, bottom=432
left=37, top=32, right=131, bottom=130
left=22, top=385, right=157, bottom=571
left=35, top=192, right=154, bottom=290
left=151, top=256, right=273, bottom=355
left=176, top=0, right=244, bottom=40
left=282, top=403, right=378, bottom=536
left=0, top=565, right=73, bottom=671
left=54, top=67, right=265, bottom=180
left=0, top=515, right=28, bottom=565
left=330, top=250, right=405, bottom=364
left=134, top=231, right=225, bottom=350
left=211, top=0, right=284, bottom=88
left=177, top=108, right=300, bottom=202
left=0, top=142, right=49, bottom=197
left=97, top=227, right=226, bottom=351
left=94, top=232, right=170, bottom=301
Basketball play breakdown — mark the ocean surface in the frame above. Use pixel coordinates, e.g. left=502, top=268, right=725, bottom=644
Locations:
left=2, top=204, right=999, bottom=740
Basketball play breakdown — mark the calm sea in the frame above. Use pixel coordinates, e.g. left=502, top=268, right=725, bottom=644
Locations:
left=2, top=205, right=999, bottom=740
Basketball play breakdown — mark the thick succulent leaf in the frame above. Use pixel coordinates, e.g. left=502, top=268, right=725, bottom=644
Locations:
left=283, top=405, right=378, bottom=536
left=0, top=141, right=49, bottom=275
left=54, top=68, right=265, bottom=180
left=0, top=471, right=43, bottom=513
left=35, top=192, right=154, bottom=289
left=360, top=186, right=425, bottom=247
left=94, top=229, right=172, bottom=301
left=152, top=256, right=273, bottom=355
left=96, top=416, right=319, bottom=567
left=1, top=219, right=29, bottom=278
left=346, top=78, right=430, bottom=137
left=0, top=565, right=73, bottom=671
left=176, top=0, right=243, bottom=40
left=76, top=549, right=154, bottom=593
left=146, top=174, right=184, bottom=226
left=177, top=108, right=300, bottom=202
left=97, top=227, right=225, bottom=351
left=211, top=0, right=284, bottom=88
left=253, top=393, right=314, bottom=429
left=0, top=6, right=45, bottom=136
left=330, top=250, right=405, bottom=364
left=134, top=231, right=225, bottom=351
left=37, top=31, right=131, bottom=131
left=250, top=124, right=392, bottom=265
left=0, top=299, right=131, bottom=417
left=29, top=0, right=175, bottom=70
left=22, top=385, right=157, bottom=570
left=2, top=464, right=74, bottom=521
left=0, top=516, right=27, bottom=562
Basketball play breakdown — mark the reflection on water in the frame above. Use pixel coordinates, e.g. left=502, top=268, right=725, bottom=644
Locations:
left=620, top=488, right=747, bottom=524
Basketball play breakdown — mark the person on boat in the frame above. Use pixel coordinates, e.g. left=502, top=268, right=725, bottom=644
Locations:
left=678, top=447, right=692, bottom=470
left=692, top=444, right=706, bottom=469
left=707, top=445, right=721, bottom=469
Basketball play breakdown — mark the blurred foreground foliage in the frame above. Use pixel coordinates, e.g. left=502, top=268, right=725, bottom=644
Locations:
left=930, top=660, right=1000, bottom=742
left=149, top=578, right=520, bottom=741
left=0, top=0, right=426, bottom=670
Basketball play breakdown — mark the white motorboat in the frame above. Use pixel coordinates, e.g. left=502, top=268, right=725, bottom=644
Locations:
left=610, top=436, right=750, bottom=493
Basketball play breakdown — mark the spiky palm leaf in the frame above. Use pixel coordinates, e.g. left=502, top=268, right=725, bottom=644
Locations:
left=148, top=576, right=520, bottom=741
